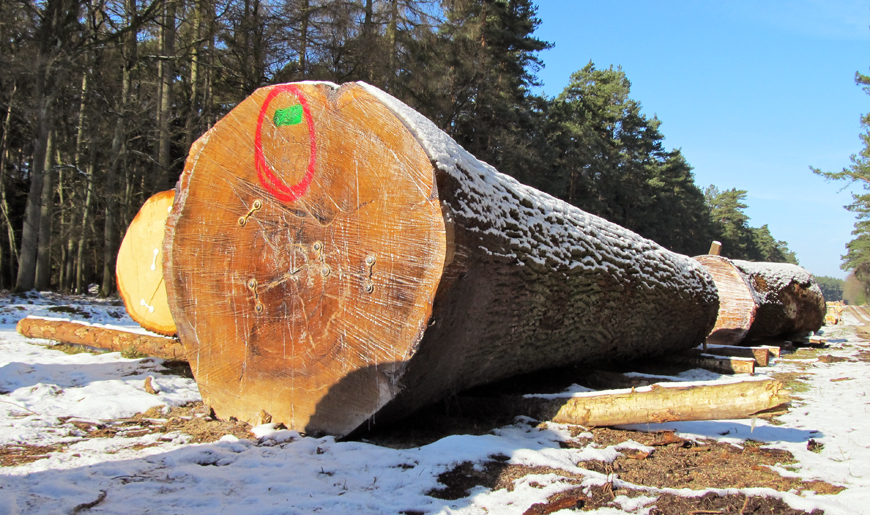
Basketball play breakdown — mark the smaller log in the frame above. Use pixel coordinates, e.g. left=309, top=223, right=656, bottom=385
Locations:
left=116, top=190, right=177, bottom=336
left=708, top=241, right=722, bottom=256
left=666, top=351, right=755, bottom=375
left=532, top=377, right=788, bottom=427
left=16, top=317, right=185, bottom=361
left=701, top=345, right=772, bottom=367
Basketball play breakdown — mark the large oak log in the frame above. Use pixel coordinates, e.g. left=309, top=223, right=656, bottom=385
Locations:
left=695, top=256, right=825, bottom=344
left=116, top=190, right=177, bottom=336
left=16, top=317, right=185, bottom=360
left=534, top=377, right=789, bottom=427
left=164, top=81, right=719, bottom=437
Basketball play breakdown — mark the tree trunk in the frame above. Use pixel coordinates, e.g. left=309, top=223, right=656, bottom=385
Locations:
left=16, top=76, right=52, bottom=292
left=156, top=0, right=176, bottom=191
left=695, top=255, right=826, bottom=344
left=0, top=83, right=18, bottom=280
left=117, top=190, right=176, bottom=335
left=35, top=129, right=56, bottom=290
left=100, top=0, right=138, bottom=297
left=298, top=0, right=309, bottom=76
left=16, top=317, right=185, bottom=360
left=535, top=377, right=789, bottom=427
left=163, top=82, right=719, bottom=438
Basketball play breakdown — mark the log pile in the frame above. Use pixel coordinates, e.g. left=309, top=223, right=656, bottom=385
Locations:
left=161, top=82, right=720, bottom=437
left=694, top=255, right=825, bottom=345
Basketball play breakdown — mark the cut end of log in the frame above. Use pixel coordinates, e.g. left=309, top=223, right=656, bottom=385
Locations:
left=164, top=82, right=446, bottom=436
left=694, top=255, right=756, bottom=346
left=117, top=190, right=177, bottom=336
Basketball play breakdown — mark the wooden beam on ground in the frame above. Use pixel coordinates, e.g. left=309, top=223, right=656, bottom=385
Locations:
left=532, top=378, right=788, bottom=427
left=700, top=345, right=775, bottom=367
left=16, top=317, right=185, bottom=361
left=665, top=350, right=756, bottom=375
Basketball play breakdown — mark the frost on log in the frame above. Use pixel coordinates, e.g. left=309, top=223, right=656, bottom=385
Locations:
left=163, top=82, right=719, bottom=437
left=695, top=255, right=825, bottom=344
left=117, top=190, right=177, bottom=336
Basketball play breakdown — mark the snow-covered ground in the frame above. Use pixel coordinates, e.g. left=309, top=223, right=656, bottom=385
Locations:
left=0, top=292, right=867, bottom=514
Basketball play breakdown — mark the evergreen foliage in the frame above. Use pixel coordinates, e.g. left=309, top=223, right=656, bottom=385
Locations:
left=0, top=0, right=798, bottom=294
left=813, top=71, right=870, bottom=297
left=704, top=187, right=797, bottom=263
left=815, top=275, right=844, bottom=302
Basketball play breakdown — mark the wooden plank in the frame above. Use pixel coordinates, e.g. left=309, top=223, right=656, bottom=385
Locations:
left=666, top=351, right=756, bottom=375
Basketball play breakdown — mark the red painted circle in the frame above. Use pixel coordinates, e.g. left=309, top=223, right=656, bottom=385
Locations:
left=253, top=84, right=317, bottom=202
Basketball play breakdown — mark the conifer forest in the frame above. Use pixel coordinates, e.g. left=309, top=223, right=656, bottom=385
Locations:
left=0, top=0, right=798, bottom=295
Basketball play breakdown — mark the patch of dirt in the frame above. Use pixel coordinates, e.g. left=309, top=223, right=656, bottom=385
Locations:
left=47, top=305, right=91, bottom=318
left=83, top=402, right=254, bottom=444
left=427, top=455, right=586, bottom=501
left=0, top=443, right=68, bottom=467
left=567, top=427, right=843, bottom=494
left=526, top=484, right=824, bottom=515
left=817, top=355, right=854, bottom=363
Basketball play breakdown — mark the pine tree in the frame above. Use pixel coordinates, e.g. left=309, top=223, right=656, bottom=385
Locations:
left=813, top=71, right=870, bottom=293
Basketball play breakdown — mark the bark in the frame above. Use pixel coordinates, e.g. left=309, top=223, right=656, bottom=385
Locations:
left=16, top=317, right=185, bottom=360
left=695, top=255, right=826, bottom=344
left=535, top=377, right=789, bottom=427
left=116, top=190, right=176, bottom=335
left=163, top=82, right=719, bottom=437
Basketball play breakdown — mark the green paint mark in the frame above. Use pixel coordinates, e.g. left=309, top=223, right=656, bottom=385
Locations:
left=273, top=105, right=304, bottom=127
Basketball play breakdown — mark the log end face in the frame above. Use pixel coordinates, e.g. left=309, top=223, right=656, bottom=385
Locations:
left=117, top=190, right=178, bottom=337
left=164, top=82, right=446, bottom=436
left=694, top=255, right=757, bottom=346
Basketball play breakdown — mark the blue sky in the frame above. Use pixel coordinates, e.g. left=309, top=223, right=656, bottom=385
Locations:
left=530, top=0, right=869, bottom=279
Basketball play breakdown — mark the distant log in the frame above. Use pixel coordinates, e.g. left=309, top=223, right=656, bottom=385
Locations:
left=116, top=190, right=177, bottom=336
left=735, top=260, right=826, bottom=341
left=695, top=256, right=825, bottom=344
left=16, top=317, right=185, bottom=360
left=163, top=81, right=719, bottom=438
left=701, top=344, right=775, bottom=367
left=535, top=377, right=789, bottom=427
left=666, top=350, right=755, bottom=375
